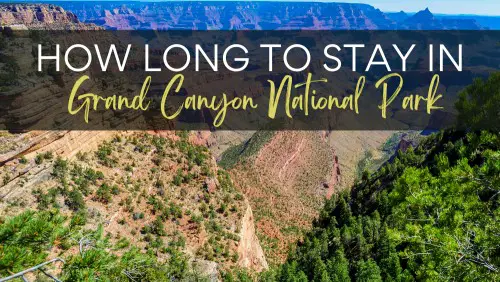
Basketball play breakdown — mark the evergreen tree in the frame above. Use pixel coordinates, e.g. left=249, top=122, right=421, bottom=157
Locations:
left=355, top=259, right=382, bottom=282
left=326, top=251, right=350, bottom=282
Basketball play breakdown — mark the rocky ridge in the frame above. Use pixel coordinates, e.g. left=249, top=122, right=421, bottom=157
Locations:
left=389, top=7, right=483, bottom=30
left=57, top=1, right=396, bottom=30
left=0, top=4, right=100, bottom=29
left=56, top=2, right=484, bottom=30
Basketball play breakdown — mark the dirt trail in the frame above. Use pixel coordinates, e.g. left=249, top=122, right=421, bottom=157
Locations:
left=278, top=137, right=304, bottom=182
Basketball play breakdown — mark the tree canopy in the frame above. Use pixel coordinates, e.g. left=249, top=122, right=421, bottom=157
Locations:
left=270, top=130, right=499, bottom=281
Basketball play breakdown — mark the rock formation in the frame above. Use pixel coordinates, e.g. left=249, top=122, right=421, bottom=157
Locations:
left=0, top=4, right=100, bottom=29
left=397, top=8, right=483, bottom=30
left=57, top=2, right=397, bottom=30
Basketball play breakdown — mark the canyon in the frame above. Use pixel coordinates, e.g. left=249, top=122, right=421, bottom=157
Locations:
left=1, top=2, right=492, bottom=279
left=54, top=1, right=397, bottom=30
left=49, top=1, right=486, bottom=30
left=0, top=3, right=100, bottom=29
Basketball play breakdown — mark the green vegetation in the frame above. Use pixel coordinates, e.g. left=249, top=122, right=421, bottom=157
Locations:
left=268, top=129, right=499, bottom=281
left=5, top=132, right=245, bottom=279
left=0, top=210, right=207, bottom=281
left=19, top=156, right=27, bottom=164
left=456, top=72, right=500, bottom=132
left=355, top=150, right=378, bottom=180
left=242, top=73, right=500, bottom=281
left=31, top=156, right=105, bottom=213
left=356, top=132, right=422, bottom=180
left=35, top=151, right=54, bottom=165
left=0, top=52, right=20, bottom=89
left=96, top=142, right=117, bottom=167
left=264, top=74, right=500, bottom=281
left=0, top=210, right=70, bottom=275
left=4, top=73, right=498, bottom=280
left=219, top=131, right=275, bottom=169
left=95, top=183, right=114, bottom=204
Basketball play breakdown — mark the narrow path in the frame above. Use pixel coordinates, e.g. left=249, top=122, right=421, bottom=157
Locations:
left=278, top=137, right=305, bottom=182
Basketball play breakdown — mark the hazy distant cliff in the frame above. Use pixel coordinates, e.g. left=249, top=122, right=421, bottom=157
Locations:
left=55, top=1, right=486, bottom=30
left=0, top=4, right=100, bottom=29
left=56, top=1, right=397, bottom=30
left=387, top=7, right=483, bottom=30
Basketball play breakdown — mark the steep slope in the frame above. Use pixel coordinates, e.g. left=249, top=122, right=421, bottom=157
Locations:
left=0, top=132, right=267, bottom=278
left=324, top=131, right=395, bottom=189
left=216, top=127, right=397, bottom=265
left=2, top=3, right=490, bottom=280
left=219, top=131, right=338, bottom=265
left=269, top=72, right=500, bottom=281
left=0, top=6, right=268, bottom=276
left=273, top=129, right=500, bottom=281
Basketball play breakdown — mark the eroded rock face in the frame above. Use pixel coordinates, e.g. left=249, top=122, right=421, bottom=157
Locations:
left=0, top=4, right=100, bottom=29
left=54, top=2, right=484, bottom=31
left=57, top=2, right=397, bottom=30
left=237, top=201, right=268, bottom=271
left=192, top=260, right=219, bottom=282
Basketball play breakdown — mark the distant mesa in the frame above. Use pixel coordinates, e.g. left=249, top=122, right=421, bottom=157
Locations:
left=0, top=3, right=486, bottom=30
left=48, top=2, right=399, bottom=30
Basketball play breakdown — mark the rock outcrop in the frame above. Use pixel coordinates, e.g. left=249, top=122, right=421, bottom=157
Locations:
left=237, top=201, right=269, bottom=271
left=53, top=3, right=485, bottom=31
left=0, top=4, right=100, bottom=29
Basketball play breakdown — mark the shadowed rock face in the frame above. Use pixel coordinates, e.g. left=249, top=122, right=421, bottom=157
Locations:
left=56, top=1, right=397, bottom=30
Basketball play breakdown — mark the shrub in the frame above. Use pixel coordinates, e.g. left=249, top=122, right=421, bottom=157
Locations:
left=132, top=212, right=144, bottom=221
left=35, top=151, right=54, bottom=165
left=95, top=184, right=112, bottom=204
left=35, top=154, right=43, bottom=165
left=172, top=169, right=183, bottom=186
left=0, top=210, right=199, bottom=281
left=96, top=142, right=117, bottom=167
left=52, top=157, right=69, bottom=178
left=19, top=156, right=27, bottom=164
left=65, top=189, right=85, bottom=211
